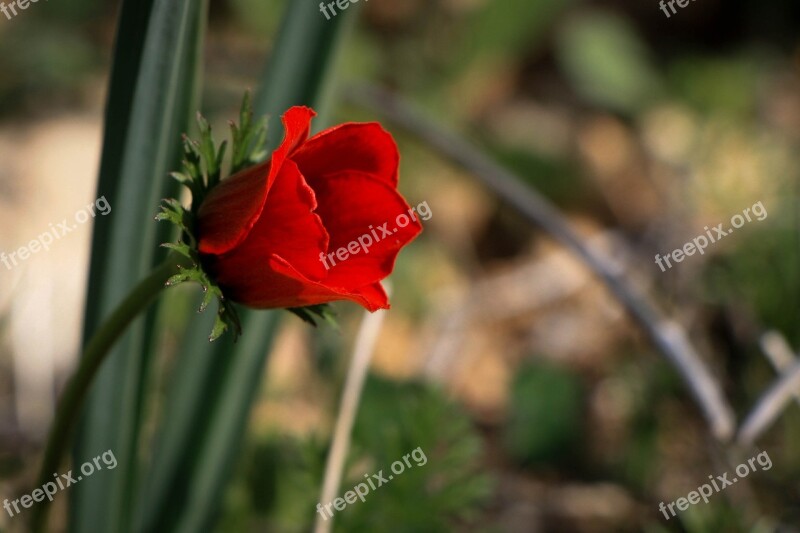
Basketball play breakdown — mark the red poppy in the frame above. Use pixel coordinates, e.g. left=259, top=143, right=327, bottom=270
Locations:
left=196, top=106, right=422, bottom=312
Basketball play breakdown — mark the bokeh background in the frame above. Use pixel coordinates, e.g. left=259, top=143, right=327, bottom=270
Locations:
left=1, top=0, right=800, bottom=531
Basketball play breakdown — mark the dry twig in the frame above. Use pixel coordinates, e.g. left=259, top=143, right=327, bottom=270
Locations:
left=315, top=284, right=390, bottom=533
left=349, top=85, right=736, bottom=441
left=737, top=332, right=800, bottom=445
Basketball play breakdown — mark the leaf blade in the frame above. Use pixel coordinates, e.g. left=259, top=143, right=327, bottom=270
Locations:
left=70, top=0, right=207, bottom=532
left=133, top=2, right=361, bottom=532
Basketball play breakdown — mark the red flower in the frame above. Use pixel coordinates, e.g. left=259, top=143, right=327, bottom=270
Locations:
left=196, top=106, right=422, bottom=312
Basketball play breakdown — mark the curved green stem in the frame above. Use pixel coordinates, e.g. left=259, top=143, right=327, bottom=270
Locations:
left=30, top=254, right=185, bottom=533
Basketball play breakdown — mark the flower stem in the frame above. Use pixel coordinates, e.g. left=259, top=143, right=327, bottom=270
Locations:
left=30, top=254, right=185, bottom=533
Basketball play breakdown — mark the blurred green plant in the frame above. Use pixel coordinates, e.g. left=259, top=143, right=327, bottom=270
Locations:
left=462, top=0, right=575, bottom=62
left=667, top=55, right=764, bottom=116
left=230, top=376, right=491, bottom=532
left=344, top=376, right=491, bottom=532
left=705, top=225, right=800, bottom=347
left=555, top=10, right=662, bottom=114
left=0, top=23, right=96, bottom=113
left=503, top=360, right=585, bottom=468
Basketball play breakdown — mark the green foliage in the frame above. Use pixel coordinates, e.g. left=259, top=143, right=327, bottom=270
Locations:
left=668, top=55, right=763, bottom=116
left=614, top=359, right=678, bottom=491
left=503, top=360, right=585, bottom=467
left=704, top=224, right=800, bottom=346
left=159, top=92, right=337, bottom=338
left=555, top=10, right=662, bottom=113
left=133, top=3, right=358, bottom=532
left=229, top=93, right=269, bottom=174
left=343, top=377, right=491, bottom=532
left=156, top=93, right=270, bottom=342
left=71, top=0, right=207, bottom=531
left=462, top=0, right=575, bottom=61
left=233, top=376, right=491, bottom=532
left=240, top=436, right=328, bottom=533
left=227, top=0, right=285, bottom=37
left=287, top=304, right=339, bottom=329
left=0, top=23, right=96, bottom=108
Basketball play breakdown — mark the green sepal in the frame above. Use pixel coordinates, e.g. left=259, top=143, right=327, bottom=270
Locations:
left=210, top=298, right=242, bottom=342
left=230, top=91, right=269, bottom=174
left=287, top=304, right=338, bottom=329
left=155, top=199, right=193, bottom=237
left=156, top=92, right=267, bottom=342
left=160, top=242, right=193, bottom=260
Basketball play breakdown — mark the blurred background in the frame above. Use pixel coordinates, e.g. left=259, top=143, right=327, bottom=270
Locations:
left=1, top=0, right=800, bottom=531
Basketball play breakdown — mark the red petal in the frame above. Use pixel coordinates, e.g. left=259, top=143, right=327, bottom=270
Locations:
left=198, top=106, right=316, bottom=255
left=209, top=252, right=388, bottom=311
left=267, top=256, right=390, bottom=311
left=292, top=122, right=399, bottom=188
left=205, top=160, right=329, bottom=301
left=312, top=170, right=422, bottom=288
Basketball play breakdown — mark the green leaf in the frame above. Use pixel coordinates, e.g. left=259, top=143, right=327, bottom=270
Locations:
left=554, top=10, right=662, bottom=113
left=70, top=0, right=207, bottom=532
left=254, top=0, right=359, bottom=136
left=503, top=361, right=585, bottom=467
left=133, top=2, right=360, bottom=532
left=260, top=377, right=490, bottom=531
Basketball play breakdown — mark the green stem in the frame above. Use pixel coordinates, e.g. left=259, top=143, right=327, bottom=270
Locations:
left=30, top=254, right=184, bottom=533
